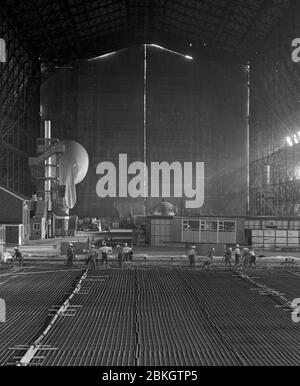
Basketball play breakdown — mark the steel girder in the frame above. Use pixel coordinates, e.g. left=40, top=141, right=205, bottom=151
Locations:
left=0, top=6, right=40, bottom=196
left=2, top=0, right=291, bottom=63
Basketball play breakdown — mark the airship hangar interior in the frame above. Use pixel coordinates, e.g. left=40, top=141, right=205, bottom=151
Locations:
left=0, top=0, right=300, bottom=367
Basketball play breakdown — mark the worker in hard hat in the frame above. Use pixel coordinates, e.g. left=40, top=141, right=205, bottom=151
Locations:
left=86, top=245, right=97, bottom=269
left=12, top=246, right=23, bottom=267
left=116, top=245, right=123, bottom=268
left=234, top=244, right=241, bottom=267
left=66, top=243, right=76, bottom=267
left=100, top=242, right=109, bottom=267
left=122, top=243, right=132, bottom=262
left=128, top=245, right=134, bottom=262
left=224, top=247, right=232, bottom=267
left=203, top=247, right=215, bottom=269
left=188, top=246, right=196, bottom=269
left=242, top=248, right=250, bottom=268
left=248, top=248, right=256, bottom=268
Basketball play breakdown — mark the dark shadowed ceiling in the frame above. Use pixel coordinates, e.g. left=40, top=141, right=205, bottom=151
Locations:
left=3, top=0, right=291, bottom=63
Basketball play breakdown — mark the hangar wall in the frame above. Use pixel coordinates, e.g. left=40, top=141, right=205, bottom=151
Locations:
left=146, top=47, right=248, bottom=216
left=0, top=7, right=40, bottom=197
left=250, top=1, right=300, bottom=217
left=41, top=45, right=248, bottom=218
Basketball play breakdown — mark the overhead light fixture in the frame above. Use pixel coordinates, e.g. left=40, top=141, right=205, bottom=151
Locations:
left=149, top=44, right=194, bottom=61
left=287, top=136, right=293, bottom=147
left=294, top=135, right=299, bottom=145
left=296, top=168, right=300, bottom=180
left=88, top=51, right=117, bottom=61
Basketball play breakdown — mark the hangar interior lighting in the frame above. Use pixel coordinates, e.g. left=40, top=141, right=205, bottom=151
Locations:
left=287, top=136, right=293, bottom=147
left=286, top=132, right=300, bottom=147
left=295, top=168, right=300, bottom=180
left=88, top=45, right=194, bottom=61
left=149, top=44, right=194, bottom=60
left=88, top=51, right=118, bottom=60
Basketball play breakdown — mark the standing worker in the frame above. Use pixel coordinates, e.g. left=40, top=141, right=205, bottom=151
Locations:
left=87, top=245, right=98, bottom=269
left=188, top=246, right=196, bottom=269
left=13, top=247, right=23, bottom=267
left=116, top=245, right=123, bottom=268
left=224, top=247, right=232, bottom=267
left=234, top=244, right=241, bottom=267
left=203, top=247, right=215, bottom=269
left=122, top=243, right=131, bottom=262
left=66, top=243, right=76, bottom=267
left=242, top=248, right=250, bottom=268
left=128, top=245, right=134, bottom=262
left=100, top=242, right=109, bottom=267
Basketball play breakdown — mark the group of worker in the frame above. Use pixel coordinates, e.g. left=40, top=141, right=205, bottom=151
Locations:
left=116, top=243, right=133, bottom=268
left=0, top=247, right=24, bottom=267
left=187, top=244, right=256, bottom=269
left=188, top=246, right=216, bottom=269
left=66, top=241, right=133, bottom=269
left=224, top=244, right=256, bottom=268
left=8, top=243, right=256, bottom=270
left=85, top=242, right=109, bottom=269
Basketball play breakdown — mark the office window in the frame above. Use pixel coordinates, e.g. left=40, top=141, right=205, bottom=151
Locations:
left=218, top=221, right=224, bottom=232
left=183, top=220, right=200, bottom=231
left=224, top=221, right=235, bottom=232
left=206, top=221, right=217, bottom=232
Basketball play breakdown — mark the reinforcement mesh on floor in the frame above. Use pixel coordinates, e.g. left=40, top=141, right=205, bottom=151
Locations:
left=0, top=268, right=84, bottom=365
left=29, top=268, right=300, bottom=366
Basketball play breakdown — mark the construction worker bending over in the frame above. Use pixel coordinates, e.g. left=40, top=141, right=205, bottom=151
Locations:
left=13, top=247, right=23, bottom=267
